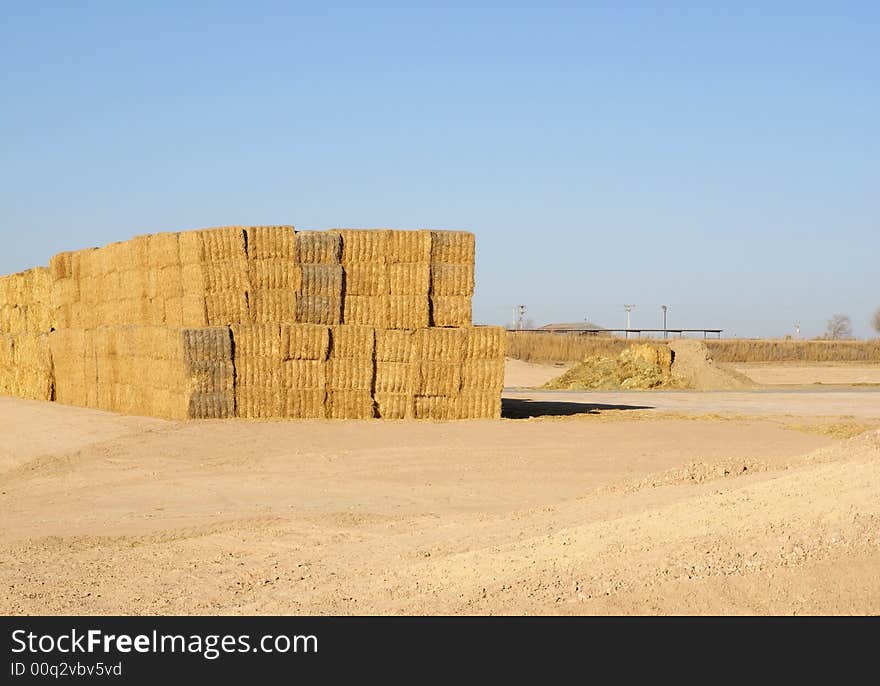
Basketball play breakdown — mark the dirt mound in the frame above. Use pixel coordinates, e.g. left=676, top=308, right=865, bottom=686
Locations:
left=669, top=340, right=756, bottom=391
left=544, top=341, right=755, bottom=391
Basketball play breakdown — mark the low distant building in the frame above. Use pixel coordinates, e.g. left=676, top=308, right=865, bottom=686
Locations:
left=538, top=322, right=609, bottom=334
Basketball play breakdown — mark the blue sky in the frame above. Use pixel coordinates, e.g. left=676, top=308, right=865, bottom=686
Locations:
left=2, top=1, right=877, bottom=337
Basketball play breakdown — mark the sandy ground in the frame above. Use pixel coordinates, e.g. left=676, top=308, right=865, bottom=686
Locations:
left=732, top=362, right=880, bottom=386
left=2, top=386, right=879, bottom=616
left=504, top=358, right=572, bottom=388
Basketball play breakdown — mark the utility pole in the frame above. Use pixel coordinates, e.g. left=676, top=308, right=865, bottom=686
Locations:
left=662, top=305, right=668, bottom=340
left=624, top=304, right=635, bottom=339
left=514, top=304, right=526, bottom=331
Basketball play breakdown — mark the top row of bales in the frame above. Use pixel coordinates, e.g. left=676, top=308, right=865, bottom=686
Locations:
left=47, top=227, right=475, bottom=331
left=0, top=267, right=53, bottom=336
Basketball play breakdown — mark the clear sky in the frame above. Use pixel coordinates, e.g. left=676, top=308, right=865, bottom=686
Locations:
left=2, top=2, right=877, bottom=338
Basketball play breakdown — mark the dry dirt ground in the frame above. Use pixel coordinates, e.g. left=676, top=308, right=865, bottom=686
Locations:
left=2, top=361, right=879, bottom=616
left=731, top=362, right=880, bottom=387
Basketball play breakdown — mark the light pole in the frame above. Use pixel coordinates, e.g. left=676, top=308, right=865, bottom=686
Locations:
left=662, top=305, right=668, bottom=339
left=624, top=304, right=635, bottom=339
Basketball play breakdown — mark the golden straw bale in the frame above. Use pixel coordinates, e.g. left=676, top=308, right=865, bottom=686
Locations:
left=282, top=360, right=326, bottom=390
left=375, top=361, right=417, bottom=394
left=203, top=259, right=249, bottom=292
left=295, top=231, right=342, bottom=264
left=430, top=264, right=475, bottom=297
left=250, top=290, right=296, bottom=324
left=375, top=328, right=418, bottom=362
left=413, top=395, right=456, bottom=421
left=387, top=263, right=430, bottom=296
left=456, top=391, right=501, bottom=419
left=387, top=296, right=429, bottom=330
left=337, top=229, right=390, bottom=264
left=248, top=259, right=301, bottom=291
left=418, top=327, right=464, bottom=362
left=343, top=295, right=387, bottom=327
left=430, top=295, right=472, bottom=328
left=295, top=295, right=341, bottom=325
left=430, top=231, right=475, bottom=264
left=460, top=358, right=505, bottom=391
left=300, top=264, right=343, bottom=297
left=198, top=226, right=248, bottom=261
left=463, top=326, right=505, bottom=360
left=236, top=357, right=282, bottom=388
left=374, top=392, right=414, bottom=420
left=329, top=325, right=375, bottom=359
left=418, top=361, right=461, bottom=396
left=49, top=252, right=74, bottom=280
left=344, top=263, right=388, bottom=296
left=387, top=230, right=432, bottom=264
left=245, top=226, right=296, bottom=259
left=326, top=389, right=374, bottom=419
left=182, top=327, right=232, bottom=363
left=232, top=324, right=283, bottom=360
left=178, top=230, right=205, bottom=265
left=180, top=295, right=208, bottom=327
left=326, top=358, right=373, bottom=391
left=147, top=232, right=181, bottom=268
left=282, top=324, right=330, bottom=361
left=205, top=291, right=250, bottom=326
left=188, top=391, right=235, bottom=419
left=283, top=389, right=326, bottom=419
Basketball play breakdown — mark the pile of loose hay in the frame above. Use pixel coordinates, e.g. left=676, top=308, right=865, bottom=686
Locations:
left=544, top=344, right=676, bottom=390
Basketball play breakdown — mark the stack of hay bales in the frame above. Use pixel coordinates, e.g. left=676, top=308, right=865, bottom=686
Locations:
left=0, top=268, right=54, bottom=400
left=2, top=226, right=504, bottom=420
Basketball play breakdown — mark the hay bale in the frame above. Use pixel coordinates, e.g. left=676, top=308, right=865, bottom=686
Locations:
left=460, top=359, right=505, bottom=391
left=250, top=290, right=296, bottom=324
left=283, top=389, right=326, bottom=419
left=463, top=326, right=505, bottom=360
left=344, top=263, right=388, bottom=296
left=282, top=324, right=330, bottom=361
left=431, top=231, right=475, bottom=264
left=147, top=232, right=181, bottom=268
left=326, top=389, right=374, bottom=419
left=430, top=264, right=475, bottom=297
left=237, top=385, right=283, bottom=419
left=330, top=325, right=375, bottom=359
left=232, top=324, right=283, bottom=360
left=430, top=295, right=472, bottom=328
left=182, top=327, right=232, bottom=364
left=413, top=395, right=456, bottom=421
left=245, top=226, right=296, bottom=259
left=375, top=361, right=417, bottom=394
left=49, top=252, right=74, bottom=280
left=456, top=391, right=501, bottom=419
left=249, top=259, right=301, bottom=291
left=419, top=362, right=461, bottom=396
left=387, top=230, right=432, bottom=263
left=375, top=392, right=414, bottom=419
left=387, top=296, right=429, bottom=330
left=282, top=360, right=326, bottom=389
left=388, top=263, right=430, bottom=296
left=375, top=329, right=418, bottom=362
left=327, top=358, right=373, bottom=391
left=338, top=229, right=390, bottom=264
left=343, top=295, right=387, bottom=327
left=295, top=231, right=341, bottom=264
left=300, top=264, right=343, bottom=297
left=203, top=259, right=250, bottom=292
left=181, top=295, right=208, bottom=327
left=197, top=227, right=248, bottom=261
left=295, top=295, right=341, bottom=325
left=205, top=291, right=249, bottom=326
left=188, top=391, right=235, bottom=420
left=418, top=328, right=464, bottom=362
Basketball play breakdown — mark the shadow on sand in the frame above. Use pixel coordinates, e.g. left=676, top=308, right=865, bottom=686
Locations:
left=502, top=398, right=654, bottom=419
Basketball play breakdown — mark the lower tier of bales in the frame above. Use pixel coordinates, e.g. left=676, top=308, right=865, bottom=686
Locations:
left=1, top=324, right=505, bottom=420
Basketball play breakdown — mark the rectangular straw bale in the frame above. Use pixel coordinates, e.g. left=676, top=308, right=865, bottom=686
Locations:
left=413, top=395, right=456, bottom=421
left=236, top=385, right=282, bottom=419
left=199, top=226, right=248, bottom=261
left=375, top=328, right=418, bottom=362
left=387, top=263, right=430, bottom=295
left=375, top=361, right=417, bottom=394
left=232, top=323, right=283, bottom=359
left=463, top=326, right=505, bottom=360
left=418, top=361, right=461, bottom=396
left=49, top=252, right=74, bottom=280
left=147, top=232, right=181, bottom=268
left=387, top=296, right=429, bottom=330
left=188, top=391, right=235, bottom=419
left=52, top=277, right=80, bottom=306
left=326, top=389, right=374, bottom=419
left=300, top=264, right=343, bottom=297
left=283, top=389, right=326, bottom=419
left=337, top=229, right=390, bottom=264
left=343, top=263, right=387, bottom=296
left=295, top=295, right=341, bottom=325
left=282, top=324, right=330, bottom=361
left=430, top=263, right=475, bottom=297
left=178, top=230, right=205, bottom=265
left=202, top=259, right=249, bottom=292
left=329, top=325, right=375, bottom=359
left=236, top=357, right=282, bottom=388
left=157, top=266, right=183, bottom=299
left=418, top=327, right=464, bottom=362
left=180, top=295, right=208, bottom=327
left=245, top=226, right=296, bottom=259
left=343, top=295, right=387, bottom=327
left=456, top=391, right=501, bottom=420
left=185, top=363, right=235, bottom=393
left=374, top=392, right=414, bottom=420
left=250, top=289, right=296, bottom=324
left=430, top=295, right=472, bottom=328
left=74, top=249, right=98, bottom=279
left=326, top=357, right=373, bottom=391
left=248, top=259, right=301, bottom=290
left=460, top=359, right=505, bottom=391
left=282, top=360, right=326, bottom=390
left=182, top=327, right=232, bottom=363
left=430, top=231, right=475, bottom=264
left=387, top=230, right=432, bottom=264
left=295, top=231, right=341, bottom=264
left=181, top=263, right=206, bottom=293
left=205, top=290, right=249, bottom=326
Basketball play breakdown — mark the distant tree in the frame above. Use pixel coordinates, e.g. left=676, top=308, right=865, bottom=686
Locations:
left=824, top=314, right=853, bottom=340
left=873, top=308, right=880, bottom=335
